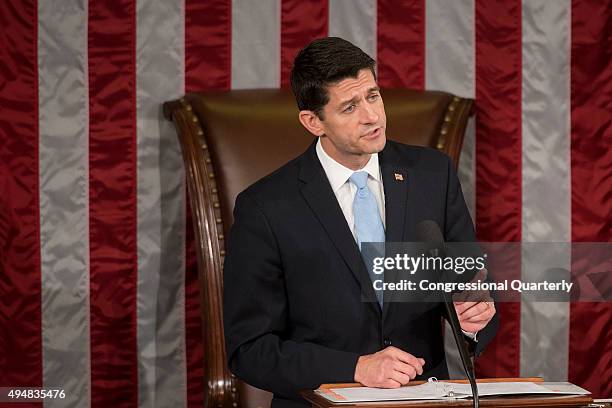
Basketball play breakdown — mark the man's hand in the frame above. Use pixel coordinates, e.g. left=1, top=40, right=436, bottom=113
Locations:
left=454, top=301, right=496, bottom=333
left=354, top=346, right=425, bottom=388
left=451, top=268, right=496, bottom=334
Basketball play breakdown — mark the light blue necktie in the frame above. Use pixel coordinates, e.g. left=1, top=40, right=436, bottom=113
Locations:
left=349, top=171, right=385, bottom=305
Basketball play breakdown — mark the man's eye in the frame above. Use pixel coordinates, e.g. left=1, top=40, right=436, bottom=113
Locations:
left=344, top=105, right=355, bottom=113
left=368, top=94, right=379, bottom=101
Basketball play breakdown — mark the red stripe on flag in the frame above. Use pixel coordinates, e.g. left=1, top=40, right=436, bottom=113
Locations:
left=569, top=0, right=612, bottom=398
left=185, top=1, right=231, bottom=406
left=280, top=0, right=329, bottom=88
left=0, top=1, right=42, bottom=406
left=185, top=0, right=231, bottom=91
left=377, top=0, right=425, bottom=89
left=88, top=0, right=138, bottom=405
left=474, top=0, right=522, bottom=378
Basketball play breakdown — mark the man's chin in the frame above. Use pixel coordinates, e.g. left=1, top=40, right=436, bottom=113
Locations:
left=365, top=134, right=386, bottom=154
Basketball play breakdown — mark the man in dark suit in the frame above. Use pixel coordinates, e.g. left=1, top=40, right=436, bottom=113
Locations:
left=223, top=37, right=497, bottom=408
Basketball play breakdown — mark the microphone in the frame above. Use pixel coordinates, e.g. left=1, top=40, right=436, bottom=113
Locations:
left=416, top=220, right=479, bottom=408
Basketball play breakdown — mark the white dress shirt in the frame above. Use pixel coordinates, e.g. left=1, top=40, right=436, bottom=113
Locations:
left=316, top=137, right=385, bottom=240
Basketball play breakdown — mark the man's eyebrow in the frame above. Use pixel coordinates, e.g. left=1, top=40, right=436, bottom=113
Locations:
left=338, top=96, right=359, bottom=109
left=338, top=87, right=381, bottom=109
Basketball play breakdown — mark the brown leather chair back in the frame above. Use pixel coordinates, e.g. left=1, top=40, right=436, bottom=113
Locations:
left=163, top=89, right=473, bottom=408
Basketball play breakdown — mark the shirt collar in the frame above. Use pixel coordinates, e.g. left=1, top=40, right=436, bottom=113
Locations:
left=315, top=137, right=381, bottom=193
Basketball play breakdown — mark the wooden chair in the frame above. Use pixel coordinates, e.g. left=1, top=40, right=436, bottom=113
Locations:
left=163, top=89, right=474, bottom=408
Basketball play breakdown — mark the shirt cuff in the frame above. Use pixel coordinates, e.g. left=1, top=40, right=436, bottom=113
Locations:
left=462, top=330, right=478, bottom=342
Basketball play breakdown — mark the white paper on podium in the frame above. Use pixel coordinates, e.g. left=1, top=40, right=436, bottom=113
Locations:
left=317, top=381, right=591, bottom=403
left=448, top=381, right=590, bottom=397
left=317, top=382, right=448, bottom=403
left=540, top=382, right=591, bottom=395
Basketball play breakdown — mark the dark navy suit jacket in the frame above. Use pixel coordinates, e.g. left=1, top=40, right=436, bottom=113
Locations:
left=223, top=140, right=498, bottom=408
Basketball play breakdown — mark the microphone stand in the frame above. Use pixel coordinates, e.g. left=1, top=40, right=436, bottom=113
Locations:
left=442, top=295, right=479, bottom=408
left=432, top=248, right=480, bottom=408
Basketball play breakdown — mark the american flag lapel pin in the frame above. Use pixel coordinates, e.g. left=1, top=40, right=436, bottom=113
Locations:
left=394, top=173, right=404, bottom=181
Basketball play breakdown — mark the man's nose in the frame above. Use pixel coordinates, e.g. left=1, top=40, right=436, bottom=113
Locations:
left=360, top=102, right=379, bottom=124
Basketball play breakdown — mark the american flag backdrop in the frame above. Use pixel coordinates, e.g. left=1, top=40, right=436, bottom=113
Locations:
left=0, top=0, right=610, bottom=407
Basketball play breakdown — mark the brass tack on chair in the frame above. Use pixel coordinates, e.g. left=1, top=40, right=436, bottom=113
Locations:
left=445, top=115, right=451, bottom=122
left=218, top=234, right=224, bottom=240
left=192, top=116, right=198, bottom=123
left=453, top=96, right=460, bottom=102
left=449, top=105, right=455, bottom=112
left=441, top=128, right=448, bottom=135
left=186, top=105, right=192, bottom=111
left=220, top=250, right=226, bottom=256
left=201, top=143, right=208, bottom=149
left=180, top=98, right=185, bottom=103
left=214, top=203, right=220, bottom=208
left=209, top=173, right=215, bottom=179
left=197, top=130, right=203, bottom=136
left=216, top=218, right=222, bottom=223
left=205, top=158, right=211, bottom=164
left=212, top=188, right=217, bottom=193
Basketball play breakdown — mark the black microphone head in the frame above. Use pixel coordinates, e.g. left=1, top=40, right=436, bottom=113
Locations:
left=416, top=220, right=444, bottom=244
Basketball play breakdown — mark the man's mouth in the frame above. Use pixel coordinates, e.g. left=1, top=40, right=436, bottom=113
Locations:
left=362, top=127, right=382, bottom=139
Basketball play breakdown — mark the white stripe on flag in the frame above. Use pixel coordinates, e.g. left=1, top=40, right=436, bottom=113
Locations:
left=328, top=0, right=377, bottom=61
left=231, top=0, right=280, bottom=89
left=136, top=0, right=188, bottom=406
left=425, top=0, right=475, bottom=98
left=38, top=0, right=91, bottom=406
left=520, top=0, right=571, bottom=381
left=424, top=0, right=476, bottom=379
left=424, top=0, right=476, bottom=220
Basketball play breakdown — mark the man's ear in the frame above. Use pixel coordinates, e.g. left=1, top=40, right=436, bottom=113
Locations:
left=298, top=110, right=325, bottom=137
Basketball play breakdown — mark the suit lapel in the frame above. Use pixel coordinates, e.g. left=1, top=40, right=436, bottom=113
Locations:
left=299, top=142, right=381, bottom=312
left=381, top=165, right=409, bottom=243
left=380, top=147, right=410, bottom=320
